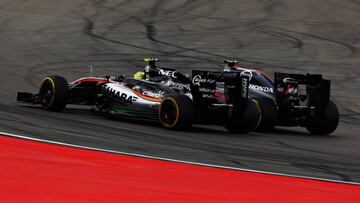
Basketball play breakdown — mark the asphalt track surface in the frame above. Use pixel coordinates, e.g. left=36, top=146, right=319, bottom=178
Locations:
left=0, top=0, right=359, bottom=182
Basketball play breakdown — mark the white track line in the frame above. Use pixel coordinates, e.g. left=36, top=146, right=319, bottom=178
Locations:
left=0, top=131, right=359, bottom=186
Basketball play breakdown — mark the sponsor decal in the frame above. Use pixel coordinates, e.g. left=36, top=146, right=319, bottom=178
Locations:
left=142, top=90, right=164, bottom=98
left=285, top=85, right=297, bottom=96
left=242, top=78, right=248, bottom=98
left=104, top=86, right=138, bottom=104
left=249, top=84, right=274, bottom=93
left=240, top=70, right=253, bottom=81
left=221, top=72, right=238, bottom=80
left=211, top=72, right=238, bottom=81
left=202, top=94, right=215, bottom=99
left=192, top=75, right=215, bottom=86
left=192, top=75, right=206, bottom=86
left=283, top=77, right=297, bottom=84
left=159, top=69, right=177, bottom=78
left=165, top=80, right=190, bottom=90
left=199, top=88, right=215, bottom=93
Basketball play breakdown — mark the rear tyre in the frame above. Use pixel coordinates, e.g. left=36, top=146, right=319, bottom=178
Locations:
left=254, top=97, right=277, bottom=132
left=39, top=75, right=69, bottom=112
left=225, top=99, right=261, bottom=133
left=306, top=100, right=339, bottom=135
left=159, top=95, right=193, bottom=130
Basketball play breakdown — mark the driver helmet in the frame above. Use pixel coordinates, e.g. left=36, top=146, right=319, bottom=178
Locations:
left=133, top=71, right=145, bottom=79
left=224, top=59, right=239, bottom=70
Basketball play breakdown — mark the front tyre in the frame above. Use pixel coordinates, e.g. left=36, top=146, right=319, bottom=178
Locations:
left=306, top=100, right=339, bottom=135
left=159, top=95, right=193, bottom=130
left=39, top=75, right=69, bottom=112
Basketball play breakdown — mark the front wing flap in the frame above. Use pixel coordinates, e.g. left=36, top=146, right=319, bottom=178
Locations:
left=17, top=92, right=39, bottom=104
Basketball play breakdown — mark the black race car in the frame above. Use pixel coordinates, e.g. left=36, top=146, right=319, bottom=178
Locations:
left=17, top=58, right=260, bottom=133
left=220, top=59, right=339, bottom=135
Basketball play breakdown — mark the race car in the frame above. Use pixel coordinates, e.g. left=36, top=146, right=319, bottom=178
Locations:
left=220, top=59, right=340, bottom=135
left=17, top=58, right=260, bottom=133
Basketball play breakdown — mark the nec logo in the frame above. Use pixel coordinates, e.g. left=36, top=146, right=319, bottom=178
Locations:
left=159, top=69, right=177, bottom=78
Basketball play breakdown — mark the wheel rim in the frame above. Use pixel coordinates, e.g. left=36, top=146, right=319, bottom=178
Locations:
left=39, top=78, right=55, bottom=108
left=160, top=99, right=178, bottom=127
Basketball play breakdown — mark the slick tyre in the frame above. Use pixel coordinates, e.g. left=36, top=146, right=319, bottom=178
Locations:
left=39, top=75, right=69, bottom=112
left=306, top=100, right=339, bottom=135
left=225, top=99, right=261, bottom=133
left=159, top=95, right=193, bottom=130
left=254, top=97, right=277, bottom=132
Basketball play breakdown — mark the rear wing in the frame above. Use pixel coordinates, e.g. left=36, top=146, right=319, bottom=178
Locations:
left=191, top=70, right=249, bottom=108
left=274, top=72, right=330, bottom=115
